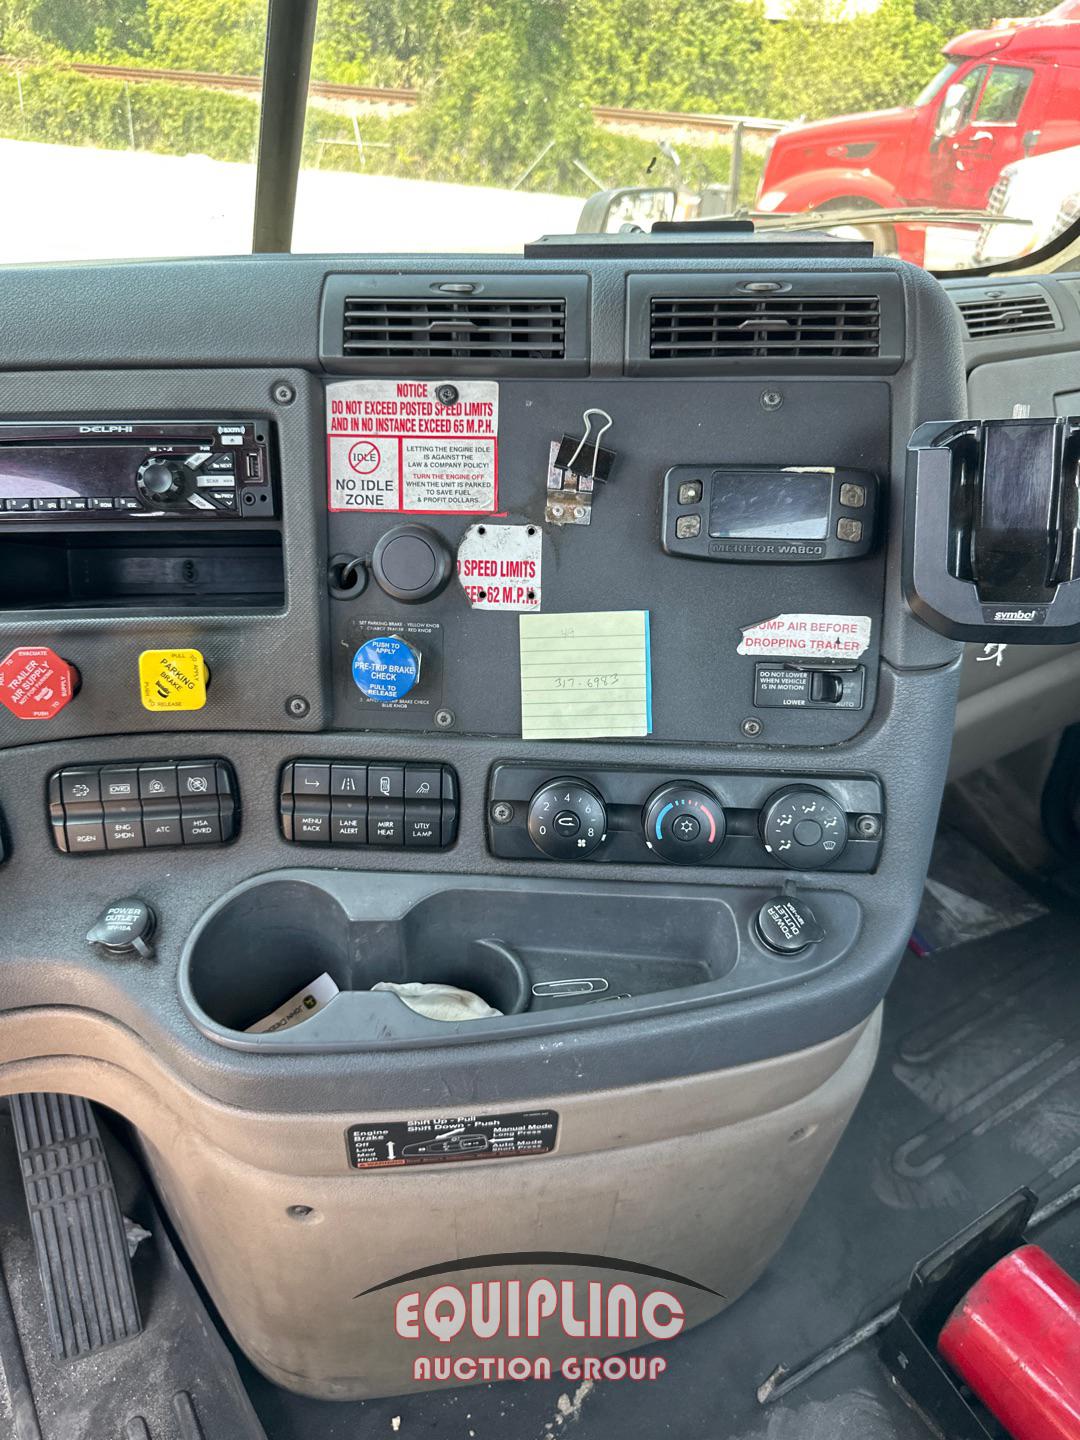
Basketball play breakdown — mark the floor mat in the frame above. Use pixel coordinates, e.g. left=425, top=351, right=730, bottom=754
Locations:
left=0, top=1104, right=266, bottom=1440
left=231, top=905, right=1080, bottom=1440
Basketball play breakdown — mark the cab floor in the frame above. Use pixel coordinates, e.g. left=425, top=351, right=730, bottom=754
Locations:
left=236, top=833, right=1080, bottom=1440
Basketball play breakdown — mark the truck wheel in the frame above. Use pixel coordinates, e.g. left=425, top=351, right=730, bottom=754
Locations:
left=817, top=197, right=896, bottom=258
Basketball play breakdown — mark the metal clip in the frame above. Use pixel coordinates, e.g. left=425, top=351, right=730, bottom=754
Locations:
left=546, top=410, right=616, bottom=527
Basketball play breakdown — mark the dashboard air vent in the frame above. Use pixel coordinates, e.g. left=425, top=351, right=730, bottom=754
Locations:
left=649, top=294, right=881, bottom=360
left=955, top=290, right=1056, bottom=339
left=342, top=295, right=566, bottom=361
left=322, top=274, right=588, bottom=375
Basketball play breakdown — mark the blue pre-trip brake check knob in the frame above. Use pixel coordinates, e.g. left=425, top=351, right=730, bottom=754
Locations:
left=351, top=635, right=420, bottom=703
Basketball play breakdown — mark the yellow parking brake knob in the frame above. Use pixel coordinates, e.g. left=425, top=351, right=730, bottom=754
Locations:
left=138, top=649, right=209, bottom=712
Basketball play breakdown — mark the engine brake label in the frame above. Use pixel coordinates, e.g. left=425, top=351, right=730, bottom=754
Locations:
left=326, top=380, right=498, bottom=514
left=346, top=1110, right=558, bottom=1170
left=737, top=613, right=872, bottom=660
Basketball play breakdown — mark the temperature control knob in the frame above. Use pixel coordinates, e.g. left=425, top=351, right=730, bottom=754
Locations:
left=643, top=783, right=726, bottom=864
left=527, top=778, right=607, bottom=860
left=761, top=788, right=848, bottom=869
left=136, top=459, right=186, bottom=504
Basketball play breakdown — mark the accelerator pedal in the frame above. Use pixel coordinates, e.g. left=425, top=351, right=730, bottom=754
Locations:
left=11, top=1092, right=142, bottom=1359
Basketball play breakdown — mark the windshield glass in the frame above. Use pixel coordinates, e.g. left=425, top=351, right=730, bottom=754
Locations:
left=0, top=0, right=1075, bottom=273
left=913, top=61, right=960, bottom=108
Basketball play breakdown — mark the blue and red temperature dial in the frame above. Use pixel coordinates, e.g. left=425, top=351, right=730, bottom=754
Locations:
left=643, top=784, right=726, bottom=864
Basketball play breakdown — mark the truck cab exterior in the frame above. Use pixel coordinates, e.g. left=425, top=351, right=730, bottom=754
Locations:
left=757, top=2, right=1080, bottom=242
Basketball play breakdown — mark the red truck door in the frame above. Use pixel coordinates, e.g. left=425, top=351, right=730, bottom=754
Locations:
left=930, top=61, right=1038, bottom=207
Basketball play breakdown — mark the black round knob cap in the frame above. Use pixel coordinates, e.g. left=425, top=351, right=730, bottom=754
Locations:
left=761, top=788, right=848, bottom=869
left=527, top=778, right=607, bottom=859
left=643, top=783, right=726, bottom=864
left=755, top=895, right=825, bottom=955
left=371, top=525, right=452, bottom=603
left=86, top=897, right=157, bottom=959
left=136, top=459, right=186, bottom=503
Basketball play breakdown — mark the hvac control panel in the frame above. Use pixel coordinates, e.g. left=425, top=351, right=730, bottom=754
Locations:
left=488, top=765, right=883, bottom=871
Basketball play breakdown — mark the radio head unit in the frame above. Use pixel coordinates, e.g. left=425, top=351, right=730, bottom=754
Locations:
left=662, top=464, right=876, bottom=562
left=0, top=420, right=275, bottom=521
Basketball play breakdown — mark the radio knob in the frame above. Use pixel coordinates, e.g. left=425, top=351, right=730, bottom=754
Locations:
left=527, top=779, right=607, bottom=860
left=136, top=459, right=186, bottom=504
left=643, top=783, right=726, bottom=864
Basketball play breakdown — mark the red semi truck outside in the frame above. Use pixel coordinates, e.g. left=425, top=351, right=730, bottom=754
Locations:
left=756, top=1, right=1080, bottom=258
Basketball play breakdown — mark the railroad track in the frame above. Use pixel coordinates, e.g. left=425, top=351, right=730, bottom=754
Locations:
left=0, top=56, right=787, bottom=138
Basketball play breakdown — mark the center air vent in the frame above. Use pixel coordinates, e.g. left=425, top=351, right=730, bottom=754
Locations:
left=322, top=274, right=589, bottom=375
left=650, top=294, right=880, bottom=360
left=343, top=296, right=566, bottom=360
left=626, top=274, right=903, bottom=374
left=955, top=288, right=1057, bottom=340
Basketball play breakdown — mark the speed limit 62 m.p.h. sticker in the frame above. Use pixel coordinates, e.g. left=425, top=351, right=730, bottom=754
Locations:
left=326, top=379, right=499, bottom=514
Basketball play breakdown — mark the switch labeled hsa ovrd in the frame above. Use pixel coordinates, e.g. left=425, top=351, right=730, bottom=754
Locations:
left=138, top=649, right=209, bottom=712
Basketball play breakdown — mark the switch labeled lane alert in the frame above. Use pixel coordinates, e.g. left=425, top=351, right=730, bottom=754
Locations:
left=138, top=649, right=209, bottom=712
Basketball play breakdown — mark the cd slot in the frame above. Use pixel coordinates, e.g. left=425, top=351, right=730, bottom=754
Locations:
left=0, top=529, right=284, bottom=612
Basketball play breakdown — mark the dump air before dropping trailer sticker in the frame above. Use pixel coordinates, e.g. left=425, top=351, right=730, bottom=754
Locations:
left=346, top=1110, right=558, bottom=1170
left=737, top=612, right=872, bottom=660
left=327, top=379, right=499, bottom=513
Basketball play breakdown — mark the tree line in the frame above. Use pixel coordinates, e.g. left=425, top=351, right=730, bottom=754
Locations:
left=0, top=0, right=1050, bottom=195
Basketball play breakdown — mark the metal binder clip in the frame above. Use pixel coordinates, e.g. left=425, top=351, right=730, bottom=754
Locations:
left=546, top=409, right=617, bottom=527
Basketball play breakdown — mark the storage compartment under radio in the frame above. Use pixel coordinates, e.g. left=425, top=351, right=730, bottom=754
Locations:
left=180, top=870, right=863, bottom=1050
left=0, top=528, right=284, bottom=611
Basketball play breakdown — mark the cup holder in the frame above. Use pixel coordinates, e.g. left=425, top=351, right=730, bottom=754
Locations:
left=178, top=870, right=821, bottom=1053
left=184, top=877, right=531, bottom=1037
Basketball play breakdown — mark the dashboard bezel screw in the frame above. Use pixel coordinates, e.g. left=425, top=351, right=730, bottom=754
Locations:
left=286, top=694, right=310, bottom=719
left=272, top=381, right=296, bottom=405
left=740, top=716, right=764, bottom=738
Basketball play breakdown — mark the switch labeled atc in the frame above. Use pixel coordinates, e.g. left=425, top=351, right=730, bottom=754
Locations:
left=138, top=649, right=209, bottom=712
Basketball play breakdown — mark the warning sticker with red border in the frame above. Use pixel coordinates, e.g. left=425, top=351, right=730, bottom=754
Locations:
left=326, top=380, right=499, bottom=514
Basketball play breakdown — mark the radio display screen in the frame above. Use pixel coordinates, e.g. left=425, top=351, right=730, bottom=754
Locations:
left=0, top=446, right=140, bottom=499
left=708, top=471, right=831, bottom=541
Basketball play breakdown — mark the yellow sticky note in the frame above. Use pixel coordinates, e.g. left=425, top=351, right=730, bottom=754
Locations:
left=519, top=611, right=652, bottom=740
left=138, top=649, right=208, bottom=712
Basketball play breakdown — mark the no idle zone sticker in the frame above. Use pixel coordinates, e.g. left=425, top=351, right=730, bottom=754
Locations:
left=326, top=380, right=499, bottom=514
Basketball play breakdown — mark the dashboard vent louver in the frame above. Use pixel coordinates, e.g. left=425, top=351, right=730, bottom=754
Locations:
left=649, top=294, right=881, bottom=360
left=955, top=291, right=1056, bottom=339
left=342, top=295, right=567, bottom=361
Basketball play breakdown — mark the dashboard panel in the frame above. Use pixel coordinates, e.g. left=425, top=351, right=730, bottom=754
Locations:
left=0, top=246, right=996, bottom=1400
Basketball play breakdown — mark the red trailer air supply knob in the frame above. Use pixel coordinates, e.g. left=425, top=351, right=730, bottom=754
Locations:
left=938, top=1244, right=1080, bottom=1440
left=0, top=646, right=80, bottom=720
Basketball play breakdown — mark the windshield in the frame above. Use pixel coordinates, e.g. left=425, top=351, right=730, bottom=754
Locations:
left=0, top=0, right=1073, bottom=273
left=913, top=61, right=961, bottom=108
